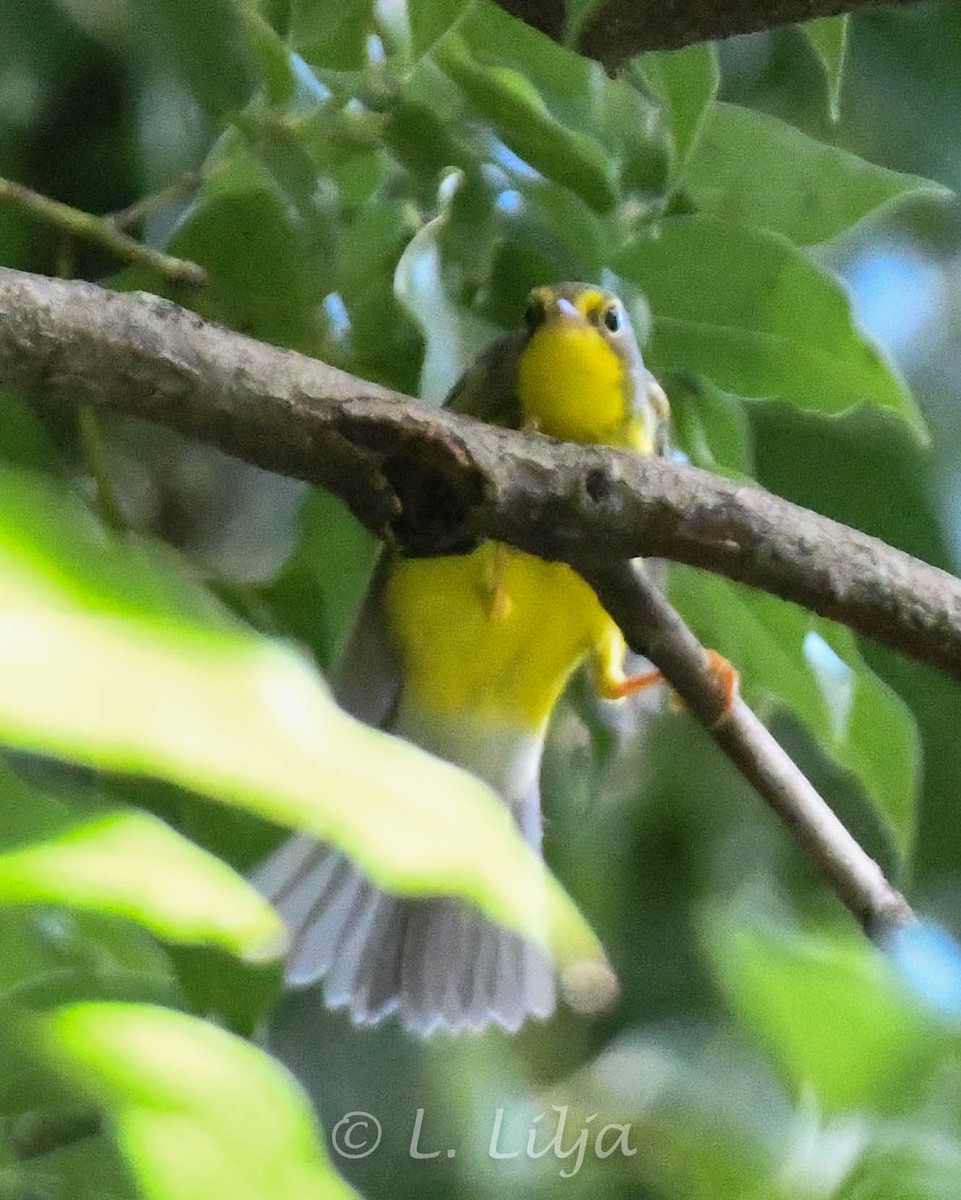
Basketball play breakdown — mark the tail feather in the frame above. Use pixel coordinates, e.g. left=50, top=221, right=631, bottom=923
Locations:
left=254, top=835, right=556, bottom=1035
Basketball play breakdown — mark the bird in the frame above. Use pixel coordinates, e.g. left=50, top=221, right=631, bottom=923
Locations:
left=254, top=282, right=680, bottom=1036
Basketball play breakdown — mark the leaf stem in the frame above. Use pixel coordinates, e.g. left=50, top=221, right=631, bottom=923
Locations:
left=0, top=177, right=206, bottom=288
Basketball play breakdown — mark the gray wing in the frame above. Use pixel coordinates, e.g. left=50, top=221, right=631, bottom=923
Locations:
left=445, top=329, right=525, bottom=428
left=331, top=552, right=401, bottom=729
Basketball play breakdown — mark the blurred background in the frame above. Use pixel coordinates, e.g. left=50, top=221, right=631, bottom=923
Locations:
left=2, top=0, right=961, bottom=1196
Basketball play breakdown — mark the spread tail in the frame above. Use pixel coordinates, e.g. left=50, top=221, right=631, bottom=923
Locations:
left=253, top=834, right=556, bottom=1035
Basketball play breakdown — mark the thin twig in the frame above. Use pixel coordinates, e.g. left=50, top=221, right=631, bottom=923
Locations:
left=107, top=171, right=201, bottom=232
left=0, top=178, right=207, bottom=288
left=580, top=560, right=915, bottom=937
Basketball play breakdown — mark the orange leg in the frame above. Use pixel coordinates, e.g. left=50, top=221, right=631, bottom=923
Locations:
left=705, top=650, right=739, bottom=711
left=599, top=650, right=739, bottom=711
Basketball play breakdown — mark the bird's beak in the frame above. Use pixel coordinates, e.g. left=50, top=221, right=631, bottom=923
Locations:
left=553, top=297, right=580, bottom=321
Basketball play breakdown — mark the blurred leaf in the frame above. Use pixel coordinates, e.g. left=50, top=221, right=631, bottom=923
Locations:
left=0, top=393, right=63, bottom=473
left=409, top=0, right=472, bottom=60
left=44, top=1002, right=360, bottom=1200
left=684, top=103, right=949, bottom=245
left=832, top=1133, right=961, bottom=1200
left=615, top=216, right=925, bottom=434
left=666, top=376, right=754, bottom=477
left=288, top=0, right=373, bottom=70
left=636, top=43, right=719, bottom=177
left=166, top=127, right=333, bottom=353
left=0, top=764, right=286, bottom=964
left=9, top=1124, right=140, bottom=1200
left=803, top=15, right=849, bottom=122
left=567, top=1028, right=791, bottom=1200
left=708, top=919, right=949, bottom=1113
left=0, top=467, right=605, bottom=973
left=671, top=568, right=919, bottom=856
left=137, top=0, right=258, bottom=120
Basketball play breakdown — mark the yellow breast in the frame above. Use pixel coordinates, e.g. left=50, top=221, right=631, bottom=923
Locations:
left=517, top=321, right=627, bottom=444
left=384, top=543, right=616, bottom=731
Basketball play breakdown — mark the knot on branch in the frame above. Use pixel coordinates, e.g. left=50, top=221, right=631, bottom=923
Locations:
left=330, top=403, right=489, bottom=556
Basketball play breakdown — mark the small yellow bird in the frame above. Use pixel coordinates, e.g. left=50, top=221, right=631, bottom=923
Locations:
left=256, top=283, right=680, bottom=1035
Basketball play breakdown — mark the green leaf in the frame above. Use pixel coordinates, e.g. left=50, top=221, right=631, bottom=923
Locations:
left=0, top=467, right=605, bottom=975
left=43, top=1002, right=360, bottom=1200
left=0, top=393, right=63, bottom=473
left=708, top=919, right=948, bottom=1113
left=636, top=42, right=719, bottom=177
left=137, top=0, right=258, bottom=120
left=684, top=103, right=949, bottom=245
left=409, top=0, right=472, bottom=59
left=803, top=15, right=849, bottom=122
left=394, top=182, right=500, bottom=401
left=166, top=127, right=334, bottom=355
left=288, top=0, right=374, bottom=70
left=665, top=376, right=754, bottom=477
left=614, top=216, right=925, bottom=434
left=435, top=33, right=618, bottom=213
left=259, top=488, right=378, bottom=672
left=0, top=764, right=286, bottom=964
left=671, top=568, right=920, bottom=856
left=10, top=1128, right=140, bottom=1200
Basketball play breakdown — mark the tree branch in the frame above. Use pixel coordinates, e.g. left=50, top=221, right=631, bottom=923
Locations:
left=1, top=267, right=958, bottom=683
left=582, top=561, right=914, bottom=937
left=0, top=265, right=934, bottom=940
left=493, top=0, right=926, bottom=72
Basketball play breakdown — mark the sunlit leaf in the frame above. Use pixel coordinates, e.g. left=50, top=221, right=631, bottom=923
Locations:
left=615, top=216, right=925, bottom=434
left=394, top=182, right=500, bottom=400
left=684, top=103, right=949, bottom=245
left=0, top=467, right=605, bottom=974
left=0, top=764, right=285, bottom=964
left=44, top=1002, right=360, bottom=1200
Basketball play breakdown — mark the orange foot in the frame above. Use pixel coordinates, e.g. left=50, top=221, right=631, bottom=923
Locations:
left=705, top=650, right=739, bottom=711
left=600, top=650, right=739, bottom=711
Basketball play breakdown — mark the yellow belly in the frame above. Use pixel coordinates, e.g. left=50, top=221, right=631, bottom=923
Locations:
left=384, top=543, right=616, bottom=731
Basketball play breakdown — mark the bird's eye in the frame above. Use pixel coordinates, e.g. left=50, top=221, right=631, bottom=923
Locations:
left=602, top=303, right=622, bottom=333
left=524, top=294, right=546, bottom=330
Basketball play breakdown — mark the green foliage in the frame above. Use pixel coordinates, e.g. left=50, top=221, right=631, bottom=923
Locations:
left=0, top=762, right=285, bottom=963
left=616, top=216, right=923, bottom=430
left=803, top=15, right=849, bottom=121
left=0, top=1, right=957, bottom=1198
left=0, top=466, right=601, bottom=967
left=42, top=1002, right=360, bottom=1199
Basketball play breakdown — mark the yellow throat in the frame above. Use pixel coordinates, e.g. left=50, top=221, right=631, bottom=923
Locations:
left=518, top=288, right=628, bottom=444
